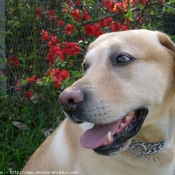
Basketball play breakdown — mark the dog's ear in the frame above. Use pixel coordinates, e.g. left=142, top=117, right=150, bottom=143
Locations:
left=156, top=31, right=175, bottom=56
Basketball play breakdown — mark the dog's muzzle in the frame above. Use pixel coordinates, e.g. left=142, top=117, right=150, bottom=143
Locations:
left=59, top=87, right=148, bottom=156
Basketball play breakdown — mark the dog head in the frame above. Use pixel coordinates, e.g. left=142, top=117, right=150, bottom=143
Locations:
left=59, top=29, right=175, bottom=156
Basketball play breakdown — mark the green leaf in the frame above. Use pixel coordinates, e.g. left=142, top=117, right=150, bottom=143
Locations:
left=0, top=75, right=7, bottom=82
left=125, top=9, right=134, bottom=21
left=168, top=0, right=174, bottom=4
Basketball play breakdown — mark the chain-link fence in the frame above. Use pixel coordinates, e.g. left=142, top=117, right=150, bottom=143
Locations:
left=2, top=1, right=175, bottom=88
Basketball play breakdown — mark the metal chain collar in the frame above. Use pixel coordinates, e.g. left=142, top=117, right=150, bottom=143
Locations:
left=129, top=140, right=166, bottom=158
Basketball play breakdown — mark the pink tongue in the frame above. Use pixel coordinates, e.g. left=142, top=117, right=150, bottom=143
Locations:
left=80, top=119, right=122, bottom=149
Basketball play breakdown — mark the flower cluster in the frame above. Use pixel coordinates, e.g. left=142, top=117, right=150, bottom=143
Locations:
left=46, top=68, right=70, bottom=88
left=35, top=7, right=43, bottom=18
left=41, top=30, right=81, bottom=66
left=69, top=0, right=81, bottom=7
left=102, top=0, right=129, bottom=12
left=65, top=24, right=74, bottom=35
left=28, top=75, right=36, bottom=83
left=84, top=24, right=104, bottom=37
left=70, top=9, right=90, bottom=22
left=84, top=17, right=130, bottom=36
left=7, top=56, right=20, bottom=67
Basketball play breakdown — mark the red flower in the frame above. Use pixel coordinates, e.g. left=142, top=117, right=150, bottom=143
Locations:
left=121, top=25, right=129, bottom=31
left=139, top=0, right=147, bottom=5
left=100, top=18, right=113, bottom=28
left=28, top=75, right=36, bottom=83
left=84, top=24, right=94, bottom=36
left=53, top=74, right=63, bottom=88
left=41, top=29, right=50, bottom=41
left=35, top=7, right=43, bottom=18
left=102, top=0, right=117, bottom=12
left=2, top=68, right=8, bottom=75
left=76, top=0, right=81, bottom=6
left=50, top=35, right=58, bottom=43
left=84, top=24, right=104, bottom=37
left=49, top=45, right=65, bottom=61
left=58, top=51, right=65, bottom=60
left=64, top=42, right=81, bottom=56
left=102, top=0, right=113, bottom=9
left=65, top=24, right=74, bottom=35
left=60, top=70, right=70, bottom=79
left=117, top=2, right=128, bottom=13
left=71, top=9, right=81, bottom=22
left=46, top=69, right=53, bottom=77
left=83, top=10, right=90, bottom=21
left=14, top=57, right=19, bottom=67
left=7, top=56, right=20, bottom=67
left=26, top=91, right=33, bottom=99
left=46, top=68, right=70, bottom=89
left=47, top=10, right=56, bottom=20
left=54, top=81, right=62, bottom=88
left=58, top=20, right=64, bottom=27
left=53, top=68, right=60, bottom=75
left=47, top=53, right=56, bottom=64
left=48, top=10, right=54, bottom=16
left=112, top=4, right=118, bottom=12
left=92, top=24, right=104, bottom=37
left=111, top=22, right=121, bottom=32
left=68, top=0, right=73, bottom=7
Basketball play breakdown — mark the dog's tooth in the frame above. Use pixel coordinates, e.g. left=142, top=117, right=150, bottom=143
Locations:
left=107, top=131, right=112, bottom=142
left=104, top=141, right=107, bottom=146
left=124, top=126, right=128, bottom=132
left=125, top=115, right=131, bottom=121
left=120, top=123, right=125, bottom=129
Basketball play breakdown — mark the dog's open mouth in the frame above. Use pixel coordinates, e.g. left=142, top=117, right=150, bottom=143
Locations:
left=80, top=108, right=148, bottom=156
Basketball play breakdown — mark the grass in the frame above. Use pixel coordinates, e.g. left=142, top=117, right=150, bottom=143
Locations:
left=1, top=127, right=44, bottom=172
left=0, top=93, right=64, bottom=173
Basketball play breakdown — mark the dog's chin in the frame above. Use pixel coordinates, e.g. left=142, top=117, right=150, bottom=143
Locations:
left=78, top=108, right=148, bottom=156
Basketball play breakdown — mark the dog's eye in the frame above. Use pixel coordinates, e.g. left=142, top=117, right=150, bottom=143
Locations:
left=113, top=55, right=135, bottom=66
left=117, top=55, right=131, bottom=64
left=82, top=63, right=88, bottom=72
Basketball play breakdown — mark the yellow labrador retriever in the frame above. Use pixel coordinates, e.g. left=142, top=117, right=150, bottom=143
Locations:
left=22, top=29, right=175, bottom=175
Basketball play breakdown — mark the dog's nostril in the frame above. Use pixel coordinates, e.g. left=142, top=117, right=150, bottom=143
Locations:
left=68, top=99, right=75, bottom=105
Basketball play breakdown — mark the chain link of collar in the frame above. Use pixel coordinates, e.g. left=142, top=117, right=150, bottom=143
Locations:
left=129, top=140, right=166, bottom=158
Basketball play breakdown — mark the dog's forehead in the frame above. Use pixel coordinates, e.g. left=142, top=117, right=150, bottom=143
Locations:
left=85, top=30, right=158, bottom=62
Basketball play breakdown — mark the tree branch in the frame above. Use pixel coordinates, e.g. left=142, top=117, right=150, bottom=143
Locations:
left=48, top=0, right=165, bottom=33
left=133, top=0, right=165, bottom=29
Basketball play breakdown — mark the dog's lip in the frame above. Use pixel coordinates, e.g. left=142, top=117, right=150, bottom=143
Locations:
left=80, top=110, right=137, bottom=149
left=80, top=108, right=148, bottom=156
left=93, top=108, right=148, bottom=156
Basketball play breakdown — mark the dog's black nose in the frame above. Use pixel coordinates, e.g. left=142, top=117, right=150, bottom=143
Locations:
left=59, top=87, right=84, bottom=112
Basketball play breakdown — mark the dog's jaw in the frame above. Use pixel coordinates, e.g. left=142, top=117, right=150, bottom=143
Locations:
left=79, top=108, right=148, bottom=156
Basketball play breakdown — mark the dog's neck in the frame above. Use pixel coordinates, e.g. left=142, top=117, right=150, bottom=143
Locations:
left=129, top=140, right=166, bottom=158
left=129, top=120, right=173, bottom=158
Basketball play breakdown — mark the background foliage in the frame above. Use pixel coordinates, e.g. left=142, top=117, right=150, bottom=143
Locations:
left=0, top=0, right=175, bottom=172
